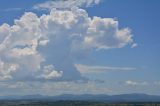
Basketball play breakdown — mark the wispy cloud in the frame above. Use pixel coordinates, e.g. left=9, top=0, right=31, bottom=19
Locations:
left=131, top=43, right=138, bottom=48
left=75, top=64, right=136, bottom=74
left=33, top=0, right=101, bottom=10
left=125, top=80, right=148, bottom=86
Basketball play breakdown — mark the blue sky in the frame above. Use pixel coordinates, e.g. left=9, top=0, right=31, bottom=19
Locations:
left=0, top=0, right=160, bottom=96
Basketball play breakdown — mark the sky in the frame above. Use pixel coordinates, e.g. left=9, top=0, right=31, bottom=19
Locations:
left=0, top=0, right=160, bottom=96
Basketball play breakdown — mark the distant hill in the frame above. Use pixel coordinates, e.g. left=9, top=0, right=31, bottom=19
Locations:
left=0, top=93, right=160, bottom=102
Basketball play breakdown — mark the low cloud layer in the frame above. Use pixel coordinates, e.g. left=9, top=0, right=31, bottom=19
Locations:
left=0, top=6, right=134, bottom=82
left=0, top=81, right=111, bottom=95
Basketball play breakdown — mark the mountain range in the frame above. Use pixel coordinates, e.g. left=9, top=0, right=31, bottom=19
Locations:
left=0, top=94, right=160, bottom=102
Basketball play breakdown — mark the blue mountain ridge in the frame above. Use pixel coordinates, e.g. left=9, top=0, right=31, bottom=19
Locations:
left=0, top=93, right=160, bottom=102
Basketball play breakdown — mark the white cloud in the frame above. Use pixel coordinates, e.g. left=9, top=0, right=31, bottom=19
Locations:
left=0, top=7, right=135, bottom=81
left=38, top=65, right=63, bottom=80
left=85, top=17, right=133, bottom=49
left=125, top=80, right=138, bottom=86
left=0, top=60, right=19, bottom=80
left=33, top=0, right=101, bottom=10
left=131, top=43, right=138, bottom=48
left=76, top=64, right=136, bottom=74
left=39, top=39, right=49, bottom=46
left=125, top=80, right=148, bottom=86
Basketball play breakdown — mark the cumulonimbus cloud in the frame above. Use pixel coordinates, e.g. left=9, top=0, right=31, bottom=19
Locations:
left=0, top=7, right=134, bottom=81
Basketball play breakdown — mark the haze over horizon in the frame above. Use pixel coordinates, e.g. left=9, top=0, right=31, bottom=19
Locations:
left=0, top=0, right=160, bottom=96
